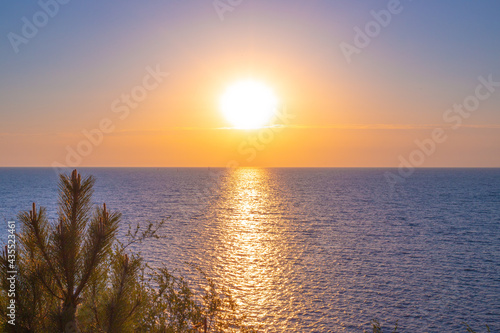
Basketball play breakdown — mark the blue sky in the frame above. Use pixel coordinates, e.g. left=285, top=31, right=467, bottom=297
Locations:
left=1, top=0, right=499, bottom=166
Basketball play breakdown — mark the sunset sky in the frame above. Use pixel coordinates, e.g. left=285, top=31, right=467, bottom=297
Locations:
left=1, top=0, right=499, bottom=167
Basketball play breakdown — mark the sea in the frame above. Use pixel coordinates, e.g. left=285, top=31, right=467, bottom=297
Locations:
left=0, top=167, right=499, bottom=332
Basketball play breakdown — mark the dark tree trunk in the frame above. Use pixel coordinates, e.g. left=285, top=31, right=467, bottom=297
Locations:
left=60, top=300, right=80, bottom=333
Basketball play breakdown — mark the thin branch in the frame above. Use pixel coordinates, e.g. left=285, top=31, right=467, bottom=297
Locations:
left=28, top=203, right=66, bottom=296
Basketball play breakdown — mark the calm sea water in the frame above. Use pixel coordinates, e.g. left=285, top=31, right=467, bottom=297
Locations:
left=1, top=168, right=499, bottom=332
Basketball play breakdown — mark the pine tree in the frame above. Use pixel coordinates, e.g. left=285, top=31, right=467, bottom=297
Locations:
left=1, top=170, right=120, bottom=331
left=0, top=169, right=255, bottom=333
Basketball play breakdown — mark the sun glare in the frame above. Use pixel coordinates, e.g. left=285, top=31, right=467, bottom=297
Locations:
left=220, top=80, right=279, bottom=129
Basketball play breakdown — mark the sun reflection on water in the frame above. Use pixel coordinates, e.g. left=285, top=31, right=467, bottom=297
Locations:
left=206, top=168, right=300, bottom=330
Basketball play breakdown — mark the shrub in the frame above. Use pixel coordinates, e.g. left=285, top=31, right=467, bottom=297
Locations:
left=0, top=170, right=253, bottom=333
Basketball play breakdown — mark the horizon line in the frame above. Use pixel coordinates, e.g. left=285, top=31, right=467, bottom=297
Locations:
left=1, top=166, right=499, bottom=169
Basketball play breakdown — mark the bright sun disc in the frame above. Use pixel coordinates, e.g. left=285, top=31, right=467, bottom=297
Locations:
left=220, top=80, right=278, bottom=129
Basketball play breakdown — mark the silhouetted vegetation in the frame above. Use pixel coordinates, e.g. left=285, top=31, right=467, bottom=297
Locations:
left=0, top=170, right=493, bottom=332
left=0, top=170, right=253, bottom=332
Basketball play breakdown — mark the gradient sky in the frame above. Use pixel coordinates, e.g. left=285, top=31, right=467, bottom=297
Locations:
left=1, top=0, right=499, bottom=167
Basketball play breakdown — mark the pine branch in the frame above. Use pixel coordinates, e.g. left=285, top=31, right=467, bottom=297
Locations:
left=35, top=263, right=64, bottom=301
left=55, top=170, right=95, bottom=298
left=18, top=203, right=66, bottom=296
left=75, top=204, right=119, bottom=298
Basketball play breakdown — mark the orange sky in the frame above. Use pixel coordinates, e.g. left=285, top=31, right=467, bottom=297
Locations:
left=1, top=1, right=499, bottom=167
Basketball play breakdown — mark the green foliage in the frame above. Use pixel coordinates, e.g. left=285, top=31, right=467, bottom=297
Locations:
left=1, top=170, right=120, bottom=332
left=141, top=267, right=202, bottom=332
left=0, top=170, right=491, bottom=332
left=0, top=170, right=254, bottom=332
left=138, top=265, right=256, bottom=333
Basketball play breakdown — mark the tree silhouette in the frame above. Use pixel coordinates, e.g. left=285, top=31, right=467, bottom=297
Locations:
left=1, top=170, right=121, bottom=331
left=0, top=170, right=254, bottom=333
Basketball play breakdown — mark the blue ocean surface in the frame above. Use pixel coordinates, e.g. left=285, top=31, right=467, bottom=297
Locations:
left=0, top=167, right=499, bottom=332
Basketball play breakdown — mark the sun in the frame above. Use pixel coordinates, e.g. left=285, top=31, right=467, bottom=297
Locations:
left=220, top=79, right=279, bottom=129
